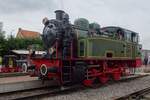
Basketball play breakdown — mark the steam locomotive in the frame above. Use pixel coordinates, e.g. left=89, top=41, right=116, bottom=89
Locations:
left=27, top=10, right=142, bottom=86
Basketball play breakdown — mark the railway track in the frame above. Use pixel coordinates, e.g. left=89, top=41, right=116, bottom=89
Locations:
left=0, top=86, right=80, bottom=100
left=0, top=75, right=148, bottom=100
left=91, top=74, right=148, bottom=89
left=116, top=87, right=150, bottom=100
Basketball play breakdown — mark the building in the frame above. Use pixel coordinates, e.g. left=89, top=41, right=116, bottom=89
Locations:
left=11, top=50, right=45, bottom=59
left=16, top=28, right=41, bottom=39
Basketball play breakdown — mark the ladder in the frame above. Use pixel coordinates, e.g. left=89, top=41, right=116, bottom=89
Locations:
left=61, top=60, right=72, bottom=86
left=61, top=32, right=73, bottom=85
left=62, top=39, right=72, bottom=59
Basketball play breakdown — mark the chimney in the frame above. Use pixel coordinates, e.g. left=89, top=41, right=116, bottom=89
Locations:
left=55, top=10, right=65, bottom=20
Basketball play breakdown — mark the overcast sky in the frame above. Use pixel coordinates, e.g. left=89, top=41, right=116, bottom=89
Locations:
left=0, top=0, right=150, bottom=49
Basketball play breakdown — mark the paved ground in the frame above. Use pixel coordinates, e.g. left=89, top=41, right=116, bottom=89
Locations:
left=0, top=75, right=58, bottom=94
left=0, top=75, right=38, bottom=84
left=143, top=65, right=150, bottom=73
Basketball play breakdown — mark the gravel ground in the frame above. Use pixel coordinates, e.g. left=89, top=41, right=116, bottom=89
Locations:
left=40, top=75, right=150, bottom=100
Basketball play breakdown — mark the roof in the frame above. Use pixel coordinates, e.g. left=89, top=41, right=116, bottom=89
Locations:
left=12, top=50, right=46, bottom=55
left=101, top=26, right=139, bottom=34
left=16, top=28, right=41, bottom=39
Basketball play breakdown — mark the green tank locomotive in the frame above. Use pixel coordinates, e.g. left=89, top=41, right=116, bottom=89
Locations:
left=27, top=10, right=142, bottom=87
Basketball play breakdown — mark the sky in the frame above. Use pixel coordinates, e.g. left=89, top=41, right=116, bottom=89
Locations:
left=0, top=0, right=150, bottom=49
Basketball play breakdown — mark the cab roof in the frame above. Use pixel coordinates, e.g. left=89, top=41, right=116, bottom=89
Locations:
left=101, top=26, right=139, bottom=35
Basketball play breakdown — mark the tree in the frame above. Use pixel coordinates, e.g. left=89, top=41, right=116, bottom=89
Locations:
left=0, top=31, right=6, bottom=56
left=0, top=31, right=44, bottom=57
left=6, top=36, right=44, bottom=53
left=0, top=31, right=5, bottom=39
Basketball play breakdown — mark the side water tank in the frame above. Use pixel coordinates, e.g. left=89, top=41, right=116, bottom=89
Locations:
left=74, top=18, right=89, bottom=30
left=89, top=22, right=100, bottom=30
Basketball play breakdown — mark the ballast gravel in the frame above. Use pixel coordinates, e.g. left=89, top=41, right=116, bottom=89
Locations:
left=41, top=75, right=150, bottom=100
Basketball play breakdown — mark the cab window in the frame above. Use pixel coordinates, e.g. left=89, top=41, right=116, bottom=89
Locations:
left=131, top=33, right=138, bottom=43
left=79, top=41, right=85, bottom=56
left=126, top=33, right=131, bottom=42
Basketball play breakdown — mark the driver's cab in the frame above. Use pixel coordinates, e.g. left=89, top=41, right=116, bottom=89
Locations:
left=100, top=27, right=125, bottom=40
left=124, top=29, right=139, bottom=43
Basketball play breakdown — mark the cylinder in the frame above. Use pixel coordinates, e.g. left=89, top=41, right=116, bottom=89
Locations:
left=40, top=64, right=58, bottom=76
left=55, top=10, right=65, bottom=20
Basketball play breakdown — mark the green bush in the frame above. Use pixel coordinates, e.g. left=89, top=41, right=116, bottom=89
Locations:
left=0, top=36, right=44, bottom=56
